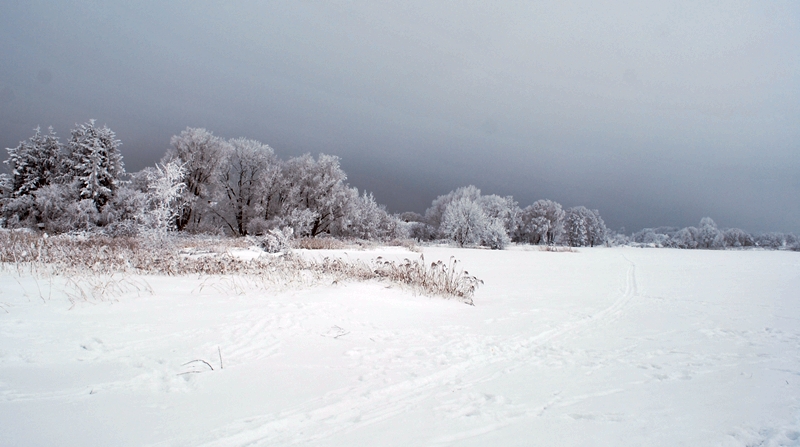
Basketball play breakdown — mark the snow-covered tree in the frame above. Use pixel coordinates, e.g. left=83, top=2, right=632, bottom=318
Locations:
left=563, top=206, right=606, bottom=247
left=278, top=153, right=354, bottom=237
left=162, top=127, right=230, bottom=231
left=698, top=217, right=724, bottom=249
left=213, top=138, right=279, bottom=236
left=636, top=229, right=671, bottom=247
left=670, top=227, right=699, bottom=249
left=1, top=127, right=63, bottom=226
left=424, top=185, right=512, bottom=248
left=336, top=190, right=402, bottom=240
left=3, top=126, right=61, bottom=198
left=425, top=185, right=482, bottom=231
left=481, top=217, right=512, bottom=250
left=138, top=162, right=187, bottom=235
left=478, top=194, right=519, bottom=237
left=66, top=120, right=124, bottom=210
left=516, top=199, right=564, bottom=245
left=723, top=228, right=754, bottom=248
left=440, top=197, right=488, bottom=247
left=755, top=232, right=788, bottom=249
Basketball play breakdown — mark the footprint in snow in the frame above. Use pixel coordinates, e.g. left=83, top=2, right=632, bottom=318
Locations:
left=322, top=326, right=350, bottom=339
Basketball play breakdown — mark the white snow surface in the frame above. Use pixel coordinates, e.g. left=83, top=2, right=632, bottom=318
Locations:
left=1, top=246, right=799, bottom=446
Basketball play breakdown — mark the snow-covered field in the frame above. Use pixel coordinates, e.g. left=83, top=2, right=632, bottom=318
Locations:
left=1, top=246, right=799, bottom=446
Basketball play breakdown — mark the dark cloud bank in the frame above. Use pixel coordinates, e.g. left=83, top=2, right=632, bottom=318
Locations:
left=1, top=1, right=798, bottom=233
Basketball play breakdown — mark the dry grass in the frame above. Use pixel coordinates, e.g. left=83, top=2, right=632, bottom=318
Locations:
left=292, top=236, right=420, bottom=252
left=0, top=231, right=479, bottom=305
left=538, top=245, right=577, bottom=253
left=294, top=237, right=348, bottom=250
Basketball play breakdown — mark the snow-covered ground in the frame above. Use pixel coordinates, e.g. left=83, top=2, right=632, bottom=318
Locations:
left=1, top=246, right=799, bottom=446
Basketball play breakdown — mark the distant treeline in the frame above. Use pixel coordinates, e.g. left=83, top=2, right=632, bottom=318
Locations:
left=1, top=123, right=797, bottom=251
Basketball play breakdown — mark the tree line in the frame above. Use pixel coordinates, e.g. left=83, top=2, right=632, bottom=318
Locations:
left=1, top=123, right=797, bottom=250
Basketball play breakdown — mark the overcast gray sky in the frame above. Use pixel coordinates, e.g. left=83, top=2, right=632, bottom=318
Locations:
left=2, top=1, right=798, bottom=233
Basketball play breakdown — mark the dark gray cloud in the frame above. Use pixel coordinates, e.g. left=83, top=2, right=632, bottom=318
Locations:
left=2, top=0, right=799, bottom=233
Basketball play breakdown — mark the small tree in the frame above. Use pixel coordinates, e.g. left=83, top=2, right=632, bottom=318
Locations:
left=141, top=162, right=186, bottom=236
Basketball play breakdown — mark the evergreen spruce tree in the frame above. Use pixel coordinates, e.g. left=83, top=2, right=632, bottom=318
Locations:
left=3, top=126, right=61, bottom=198
left=66, top=120, right=124, bottom=210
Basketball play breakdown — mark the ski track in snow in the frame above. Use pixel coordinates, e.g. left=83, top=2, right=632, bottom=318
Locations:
left=187, top=254, right=652, bottom=446
left=1, top=247, right=800, bottom=446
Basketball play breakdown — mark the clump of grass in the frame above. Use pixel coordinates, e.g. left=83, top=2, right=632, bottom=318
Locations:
left=371, top=255, right=481, bottom=305
left=291, top=236, right=420, bottom=253
left=538, top=245, right=576, bottom=253
left=383, top=238, right=421, bottom=252
left=0, top=231, right=481, bottom=304
left=294, top=237, right=348, bottom=250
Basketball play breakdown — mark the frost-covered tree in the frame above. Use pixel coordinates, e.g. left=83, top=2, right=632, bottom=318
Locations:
left=436, top=196, right=509, bottom=249
left=213, top=138, right=279, bottom=236
left=1, top=127, right=63, bottom=226
left=563, top=206, right=606, bottom=247
left=698, top=217, right=724, bottom=249
left=635, top=229, right=671, bottom=247
left=440, top=197, right=488, bottom=247
left=671, top=227, right=699, bottom=249
left=66, top=120, right=125, bottom=210
left=481, top=217, right=512, bottom=250
left=516, top=199, right=564, bottom=245
left=278, top=153, right=354, bottom=237
left=162, top=127, right=230, bottom=231
left=755, top=232, right=789, bottom=249
left=425, top=185, right=482, bottom=230
left=478, top=194, right=519, bottom=237
left=336, top=190, right=403, bottom=240
left=587, top=209, right=607, bottom=247
left=424, top=185, right=511, bottom=248
left=723, top=228, right=754, bottom=248
left=3, top=127, right=61, bottom=198
left=139, top=162, right=187, bottom=236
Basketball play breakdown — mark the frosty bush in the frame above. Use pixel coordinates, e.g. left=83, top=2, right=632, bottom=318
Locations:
left=260, top=227, right=293, bottom=253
